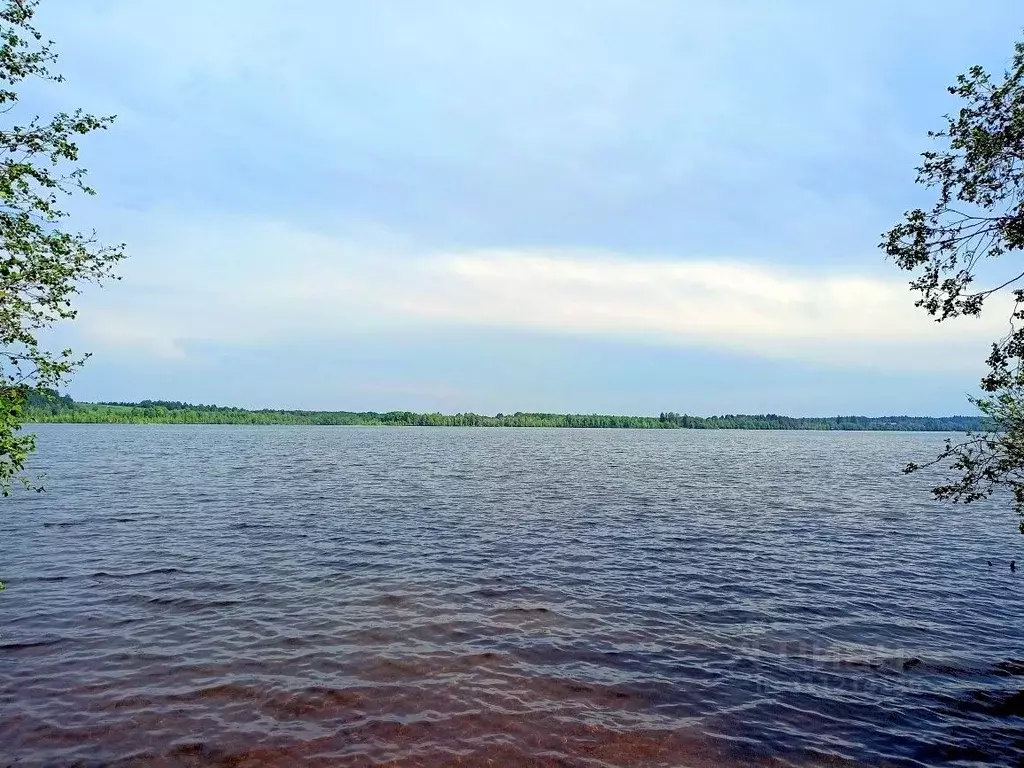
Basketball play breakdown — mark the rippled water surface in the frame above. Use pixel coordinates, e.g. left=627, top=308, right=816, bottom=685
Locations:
left=2, top=425, right=1023, bottom=767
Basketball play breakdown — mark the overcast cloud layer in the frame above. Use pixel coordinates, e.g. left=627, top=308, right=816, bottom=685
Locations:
left=29, top=0, right=1024, bottom=413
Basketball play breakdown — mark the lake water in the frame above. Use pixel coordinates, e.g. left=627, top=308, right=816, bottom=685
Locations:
left=1, top=425, right=1022, bottom=766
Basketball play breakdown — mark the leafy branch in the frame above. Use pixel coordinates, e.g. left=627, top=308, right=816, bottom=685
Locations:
left=0, top=0, right=125, bottom=495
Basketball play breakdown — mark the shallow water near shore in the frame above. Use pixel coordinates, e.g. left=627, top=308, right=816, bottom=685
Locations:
left=1, top=425, right=1022, bottom=766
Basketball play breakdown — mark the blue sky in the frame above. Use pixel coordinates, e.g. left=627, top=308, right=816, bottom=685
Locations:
left=27, top=0, right=1024, bottom=414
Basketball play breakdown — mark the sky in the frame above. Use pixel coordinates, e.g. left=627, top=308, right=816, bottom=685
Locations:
left=23, top=0, right=1024, bottom=415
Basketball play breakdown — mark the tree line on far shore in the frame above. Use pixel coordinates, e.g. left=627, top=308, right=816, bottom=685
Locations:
left=22, top=392, right=986, bottom=431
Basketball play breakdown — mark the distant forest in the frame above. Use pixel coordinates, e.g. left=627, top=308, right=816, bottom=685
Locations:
left=20, top=391, right=988, bottom=431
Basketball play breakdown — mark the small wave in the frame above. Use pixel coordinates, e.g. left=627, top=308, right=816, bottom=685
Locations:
left=501, top=606, right=551, bottom=614
left=0, top=638, right=66, bottom=652
left=146, top=596, right=241, bottom=609
left=992, top=659, right=1024, bottom=677
left=469, top=586, right=542, bottom=599
left=90, top=567, right=183, bottom=580
left=940, top=688, right=1024, bottom=718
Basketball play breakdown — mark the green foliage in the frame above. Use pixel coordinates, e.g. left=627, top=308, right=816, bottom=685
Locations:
left=0, top=1, right=124, bottom=494
left=23, top=394, right=986, bottom=431
left=886, top=40, right=1024, bottom=531
left=0, top=384, right=33, bottom=494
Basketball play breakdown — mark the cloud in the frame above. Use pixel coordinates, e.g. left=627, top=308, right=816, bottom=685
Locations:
left=39, top=0, right=1021, bottom=258
left=22, top=0, right=1022, bottom=409
left=68, top=216, right=1004, bottom=374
